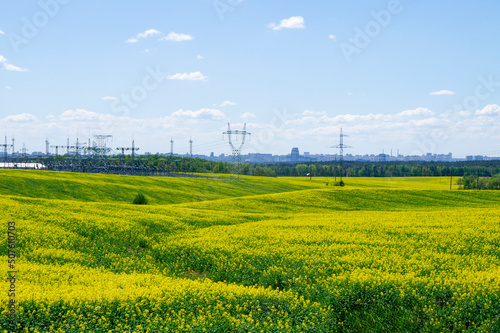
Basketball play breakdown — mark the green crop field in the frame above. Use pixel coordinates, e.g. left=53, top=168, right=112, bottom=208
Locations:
left=1, top=169, right=499, bottom=332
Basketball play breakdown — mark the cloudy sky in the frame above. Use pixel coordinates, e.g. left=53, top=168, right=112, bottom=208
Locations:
left=1, top=0, right=500, bottom=157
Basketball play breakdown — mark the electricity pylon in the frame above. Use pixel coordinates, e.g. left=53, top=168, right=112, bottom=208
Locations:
left=90, top=135, right=113, bottom=156
left=117, top=140, right=140, bottom=169
left=1, top=136, right=13, bottom=162
left=330, top=128, right=352, bottom=183
left=223, top=123, right=251, bottom=179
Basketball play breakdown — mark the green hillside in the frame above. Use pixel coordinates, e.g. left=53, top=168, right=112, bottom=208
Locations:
left=0, top=170, right=499, bottom=332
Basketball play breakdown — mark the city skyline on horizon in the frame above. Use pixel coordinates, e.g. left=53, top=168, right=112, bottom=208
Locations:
left=3, top=131, right=497, bottom=160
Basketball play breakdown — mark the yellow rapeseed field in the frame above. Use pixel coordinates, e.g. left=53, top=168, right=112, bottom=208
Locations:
left=0, top=170, right=499, bottom=332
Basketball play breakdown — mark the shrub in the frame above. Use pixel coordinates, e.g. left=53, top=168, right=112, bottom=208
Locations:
left=132, top=193, right=148, bottom=205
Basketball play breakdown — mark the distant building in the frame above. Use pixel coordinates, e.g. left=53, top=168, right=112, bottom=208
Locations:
left=291, top=147, right=299, bottom=162
left=247, top=153, right=274, bottom=163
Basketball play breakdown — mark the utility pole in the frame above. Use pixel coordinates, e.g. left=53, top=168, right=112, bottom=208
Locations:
left=116, top=140, right=139, bottom=172
left=45, top=138, right=50, bottom=156
left=1, top=135, right=13, bottom=163
left=75, top=137, right=80, bottom=158
left=51, top=145, right=66, bottom=156
left=88, top=136, right=91, bottom=157
left=477, top=167, right=479, bottom=190
left=223, top=123, right=251, bottom=179
left=330, top=128, right=352, bottom=184
left=132, top=139, right=136, bottom=167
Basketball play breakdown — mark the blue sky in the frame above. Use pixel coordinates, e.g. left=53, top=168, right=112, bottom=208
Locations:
left=1, top=0, right=500, bottom=157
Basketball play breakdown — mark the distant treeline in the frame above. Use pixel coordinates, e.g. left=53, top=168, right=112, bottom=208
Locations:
left=28, top=155, right=500, bottom=178
left=257, top=160, right=500, bottom=178
left=458, top=174, right=500, bottom=190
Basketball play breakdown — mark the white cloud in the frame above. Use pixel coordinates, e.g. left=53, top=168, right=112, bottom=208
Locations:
left=138, top=29, right=161, bottom=38
left=219, top=100, right=237, bottom=107
left=287, top=107, right=438, bottom=128
left=279, top=105, right=500, bottom=153
left=303, top=110, right=327, bottom=116
left=268, top=16, right=305, bottom=31
left=161, top=32, right=194, bottom=42
left=409, top=117, right=443, bottom=127
left=3, top=113, right=38, bottom=122
left=4, top=86, right=11, bottom=90
left=172, top=108, right=225, bottom=120
left=165, top=72, right=208, bottom=81
left=6, top=104, right=500, bottom=156
left=60, top=109, right=102, bottom=121
left=197, top=55, right=204, bottom=60
left=430, top=90, right=455, bottom=96
left=101, top=96, right=118, bottom=101
left=329, top=34, right=336, bottom=40
left=0, top=29, right=4, bottom=35
left=397, top=107, right=435, bottom=118
left=475, top=104, right=500, bottom=116
left=0, top=55, right=29, bottom=72
left=241, top=112, right=256, bottom=120
left=126, top=29, right=161, bottom=43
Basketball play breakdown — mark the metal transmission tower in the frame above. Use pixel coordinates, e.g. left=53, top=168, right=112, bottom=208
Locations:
left=50, top=145, right=65, bottom=156
left=90, top=135, right=113, bottom=156
left=1, top=136, right=13, bottom=162
left=330, top=128, right=352, bottom=184
left=223, top=123, right=251, bottom=179
left=116, top=140, right=140, bottom=171
left=45, top=138, right=50, bottom=156
left=21, top=143, right=28, bottom=156
left=51, top=142, right=70, bottom=155
left=11, top=137, right=15, bottom=155
left=69, top=138, right=87, bottom=159
left=74, top=137, right=81, bottom=157
left=189, top=138, right=193, bottom=157
left=170, top=138, right=174, bottom=156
